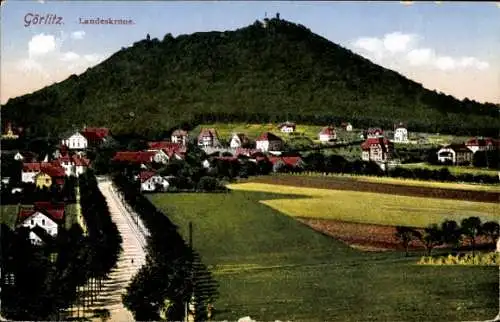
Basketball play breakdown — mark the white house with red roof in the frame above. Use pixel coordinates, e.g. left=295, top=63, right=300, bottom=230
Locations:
left=365, top=128, right=384, bottom=139
left=318, top=126, right=337, bottom=143
left=268, top=156, right=305, bottom=172
left=278, top=122, right=296, bottom=133
left=361, top=137, right=394, bottom=163
left=465, top=137, right=497, bottom=154
left=256, top=132, right=283, bottom=152
left=61, top=131, right=88, bottom=150
left=58, top=154, right=91, bottom=177
left=146, top=141, right=185, bottom=163
left=437, top=144, right=474, bottom=165
left=21, top=161, right=65, bottom=183
left=198, top=128, right=221, bottom=148
left=171, top=129, right=189, bottom=146
left=17, top=202, right=65, bottom=245
left=61, top=127, right=109, bottom=150
left=229, top=133, right=251, bottom=149
left=137, top=170, right=170, bottom=192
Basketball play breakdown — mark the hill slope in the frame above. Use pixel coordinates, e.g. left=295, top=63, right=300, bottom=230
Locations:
left=2, top=18, right=499, bottom=138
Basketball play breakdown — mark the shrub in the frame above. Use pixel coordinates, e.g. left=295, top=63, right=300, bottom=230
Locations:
left=418, top=252, right=500, bottom=266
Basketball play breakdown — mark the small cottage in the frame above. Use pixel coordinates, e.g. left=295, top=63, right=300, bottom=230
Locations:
left=393, top=123, right=408, bottom=144
left=437, top=144, right=473, bottom=165
left=17, top=202, right=65, bottom=245
left=198, top=128, right=221, bottom=148
left=171, top=129, right=189, bottom=146
left=229, top=133, right=251, bottom=149
left=138, top=171, right=169, bottom=192
left=361, top=137, right=393, bottom=163
left=278, top=122, right=296, bottom=133
left=256, top=132, right=283, bottom=152
left=318, top=126, right=337, bottom=143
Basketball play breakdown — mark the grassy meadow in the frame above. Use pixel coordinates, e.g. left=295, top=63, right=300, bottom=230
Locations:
left=149, top=190, right=498, bottom=321
left=228, top=183, right=498, bottom=228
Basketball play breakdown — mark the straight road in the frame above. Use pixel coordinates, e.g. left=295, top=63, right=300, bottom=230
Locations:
left=66, top=178, right=148, bottom=321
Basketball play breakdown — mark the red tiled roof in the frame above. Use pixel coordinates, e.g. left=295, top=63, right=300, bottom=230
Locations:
left=73, top=155, right=90, bottom=166
left=256, top=132, right=282, bottom=142
left=113, top=151, right=155, bottom=163
left=465, top=137, right=494, bottom=147
left=319, top=126, right=336, bottom=135
left=18, top=202, right=65, bottom=222
left=367, top=128, right=384, bottom=135
left=148, top=141, right=185, bottom=152
left=269, top=156, right=303, bottom=167
left=215, top=156, right=239, bottom=162
left=38, top=166, right=65, bottom=178
left=23, top=162, right=64, bottom=173
left=23, top=162, right=42, bottom=172
left=138, top=171, right=156, bottom=183
left=83, top=127, right=109, bottom=138
left=235, top=148, right=259, bottom=156
left=361, top=137, right=392, bottom=150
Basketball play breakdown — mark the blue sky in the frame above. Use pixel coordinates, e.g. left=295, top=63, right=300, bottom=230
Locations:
left=1, top=1, right=499, bottom=103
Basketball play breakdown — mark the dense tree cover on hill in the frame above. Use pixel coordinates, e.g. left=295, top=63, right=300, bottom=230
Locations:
left=1, top=18, right=498, bottom=138
left=113, top=173, right=218, bottom=321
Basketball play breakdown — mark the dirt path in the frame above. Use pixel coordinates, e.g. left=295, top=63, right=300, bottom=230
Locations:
left=66, top=179, right=148, bottom=321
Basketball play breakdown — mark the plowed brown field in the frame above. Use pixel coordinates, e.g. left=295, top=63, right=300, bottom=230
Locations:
left=249, top=175, right=499, bottom=203
left=297, top=217, right=492, bottom=251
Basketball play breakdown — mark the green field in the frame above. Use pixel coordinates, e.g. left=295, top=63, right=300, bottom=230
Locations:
left=228, top=183, right=498, bottom=228
left=192, top=123, right=362, bottom=144
left=400, top=163, right=499, bottom=176
left=0, top=204, right=78, bottom=230
left=425, top=135, right=471, bottom=145
left=149, top=191, right=498, bottom=321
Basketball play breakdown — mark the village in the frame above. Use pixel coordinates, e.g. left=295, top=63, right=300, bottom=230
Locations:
left=1, top=120, right=499, bottom=247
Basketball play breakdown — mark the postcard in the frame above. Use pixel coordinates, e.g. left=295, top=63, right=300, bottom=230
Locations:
left=1, top=1, right=499, bottom=321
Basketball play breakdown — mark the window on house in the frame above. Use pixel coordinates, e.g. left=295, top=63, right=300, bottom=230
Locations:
left=31, top=219, right=34, bottom=225
left=42, top=219, right=45, bottom=226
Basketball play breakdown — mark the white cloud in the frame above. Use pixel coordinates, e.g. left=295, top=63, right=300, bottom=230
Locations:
left=383, top=32, right=416, bottom=54
left=407, top=48, right=434, bottom=66
left=352, top=37, right=384, bottom=59
left=434, top=56, right=456, bottom=71
left=352, top=32, right=490, bottom=72
left=60, top=52, right=80, bottom=62
left=352, top=32, right=416, bottom=60
left=71, top=31, right=85, bottom=40
left=458, top=57, right=489, bottom=70
left=28, top=33, right=56, bottom=57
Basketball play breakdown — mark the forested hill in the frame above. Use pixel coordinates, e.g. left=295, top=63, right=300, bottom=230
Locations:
left=2, top=17, right=499, bottom=139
